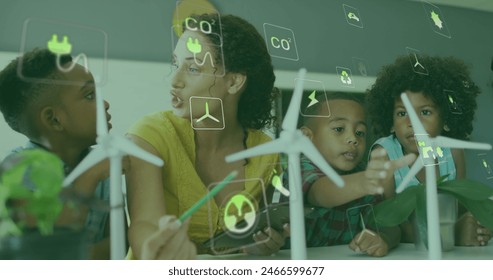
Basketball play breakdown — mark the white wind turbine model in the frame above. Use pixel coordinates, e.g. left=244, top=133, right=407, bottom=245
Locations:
left=396, top=92, right=492, bottom=260
left=225, top=68, right=344, bottom=260
left=63, top=88, right=164, bottom=260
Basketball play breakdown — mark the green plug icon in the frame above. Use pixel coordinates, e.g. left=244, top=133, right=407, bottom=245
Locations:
left=186, top=37, right=202, bottom=54
left=47, top=34, right=72, bottom=55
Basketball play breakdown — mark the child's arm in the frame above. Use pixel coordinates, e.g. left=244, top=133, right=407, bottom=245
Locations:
left=55, top=157, right=130, bottom=227
left=307, top=149, right=416, bottom=208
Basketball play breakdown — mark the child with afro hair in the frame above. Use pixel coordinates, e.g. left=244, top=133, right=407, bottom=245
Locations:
left=366, top=55, right=491, bottom=247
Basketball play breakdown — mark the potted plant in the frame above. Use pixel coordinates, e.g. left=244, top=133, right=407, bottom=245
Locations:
left=373, top=176, right=493, bottom=250
left=0, top=149, right=90, bottom=259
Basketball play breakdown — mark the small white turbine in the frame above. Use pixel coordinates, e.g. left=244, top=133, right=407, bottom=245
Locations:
left=63, top=88, right=164, bottom=260
left=397, top=92, right=492, bottom=260
left=225, top=68, right=344, bottom=260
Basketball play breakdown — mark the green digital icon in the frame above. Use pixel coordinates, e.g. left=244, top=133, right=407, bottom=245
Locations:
left=223, top=194, right=256, bottom=234
left=445, top=90, right=462, bottom=114
left=448, top=95, right=454, bottom=104
left=347, top=12, right=360, bottom=22
left=422, top=2, right=451, bottom=38
left=448, top=95, right=459, bottom=112
left=47, top=34, right=72, bottom=55
left=271, top=169, right=290, bottom=196
left=185, top=36, right=215, bottom=68
left=418, top=139, right=443, bottom=159
left=482, top=159, right=492, bottom=175
left=478, top=154, right=493, bottom=179
left=340, top=70, right=352, bottom=85
left=186, top=36, right=202, bottom=54
left=412, top=53, right=425, bottom=70
left=196, top=101, right=219, bottom=123
left=298, top=79, right=330, bottom=118
left=406, top=47, right=428, bottom=75
left=436, top=147, right=444, bottom=158
left=263, top=23, right=299, bottom=61
left=418, top=140, right=434, bottom=159
left=346, top=204, right=379, bottom=242
left=343, top=4, right=363, bottom=28
left=307, top=90, right=318, bottom=108
left=190, top=97, right=225, bottom=130
left=430, top=11, right=443, bottom=29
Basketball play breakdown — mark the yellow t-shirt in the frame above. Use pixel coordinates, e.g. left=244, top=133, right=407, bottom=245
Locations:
left=127, top=111, right=279, bottom=255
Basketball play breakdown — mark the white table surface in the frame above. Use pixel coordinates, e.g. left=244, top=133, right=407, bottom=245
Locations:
left=198, top=243, right=493, bottom=260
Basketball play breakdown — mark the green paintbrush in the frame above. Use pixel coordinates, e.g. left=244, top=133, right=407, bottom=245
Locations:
left=178, top=170, right=238, bottom=223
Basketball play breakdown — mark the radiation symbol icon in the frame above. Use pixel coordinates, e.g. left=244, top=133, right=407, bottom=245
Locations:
left=223, top=194, right=257, bottom=234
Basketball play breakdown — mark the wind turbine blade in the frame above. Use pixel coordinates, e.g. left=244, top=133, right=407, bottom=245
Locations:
left=433, top=136, right=492, bottom=151
left=196, top=115, right=207, bottom=122
left=300, top=138, right=344, bottom=187
left=282, top=68, right=307, bottom=132
left=225, top=139, right=285, bottom=163
left=209, top=115, right=220, bottom=123
left=113, top=137, right=164, bottom=166
left=63, top=147, right=107, bottom=186
left=400, top=93, right=427, bottom=135
left=96, top=87, right=108, bottom=136
left=395, top=158, right=423, bottom=193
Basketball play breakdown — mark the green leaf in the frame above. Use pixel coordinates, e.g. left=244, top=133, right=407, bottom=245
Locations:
left=437, top=174, right=450, bottom=185
left=374, top=184, right=420, bottom=227
left=0, top=149, right=65, bottom=237
left=439, top=179, right=493, bottom=201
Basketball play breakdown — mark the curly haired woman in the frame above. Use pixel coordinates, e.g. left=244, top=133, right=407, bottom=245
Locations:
left=125, top=14, right=285, bottom=259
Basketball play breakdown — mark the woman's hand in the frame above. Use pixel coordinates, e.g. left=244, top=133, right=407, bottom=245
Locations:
left=141, top=216, right=197, bottom=259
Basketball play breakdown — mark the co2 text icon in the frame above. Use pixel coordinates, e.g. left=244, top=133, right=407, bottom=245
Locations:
left=263, top=23, right=299, bottom=61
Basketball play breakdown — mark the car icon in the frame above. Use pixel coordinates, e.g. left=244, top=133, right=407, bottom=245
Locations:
left=347, top=12, right=360, bottom=22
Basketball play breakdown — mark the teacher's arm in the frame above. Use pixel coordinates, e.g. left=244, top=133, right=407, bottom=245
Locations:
left=126, top=134, right=167, bottom=259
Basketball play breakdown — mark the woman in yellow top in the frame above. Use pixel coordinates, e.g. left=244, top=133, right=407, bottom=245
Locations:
left=126, top=14, right=284, bottom=259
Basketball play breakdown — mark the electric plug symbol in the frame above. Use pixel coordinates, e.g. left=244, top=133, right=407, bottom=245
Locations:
left=47, top=34, right=72, bottom=55
left=46, top=34, right=88, bottom=73
left=186, top=36, right=215, bottom=68
left=187, top=37, right=202, bottom=54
